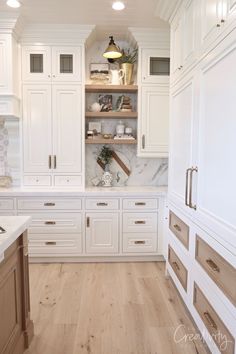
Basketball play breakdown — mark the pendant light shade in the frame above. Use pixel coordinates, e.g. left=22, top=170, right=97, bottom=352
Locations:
left=103, top=36, right=122, bottom=59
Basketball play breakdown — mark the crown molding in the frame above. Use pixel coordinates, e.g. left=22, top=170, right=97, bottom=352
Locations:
left=128, top=27, right=170, bottom=48
left=0, top=12, right=24, bottom=38
left=155, top=0, right=182, bottom=23
left=20, top=24, right=95, bottom=45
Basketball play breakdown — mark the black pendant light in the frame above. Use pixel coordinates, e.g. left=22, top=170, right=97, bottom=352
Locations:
left=103, top=36, right=122, bottom=61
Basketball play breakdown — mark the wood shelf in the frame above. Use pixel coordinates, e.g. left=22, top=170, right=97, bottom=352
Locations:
left=85, top=84, right=138, bottom=93
left=85, top=111, right=138, bottom=119
left=85, top=139, right=137, bottom=145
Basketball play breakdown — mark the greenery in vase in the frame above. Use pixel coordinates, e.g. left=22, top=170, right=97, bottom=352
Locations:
left=97, top=145, right=113, bottom=166
left=118, top=48, right=138, bottom=64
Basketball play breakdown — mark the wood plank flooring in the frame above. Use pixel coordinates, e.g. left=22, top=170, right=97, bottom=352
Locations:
left=25, top=262, right=209, bottom=354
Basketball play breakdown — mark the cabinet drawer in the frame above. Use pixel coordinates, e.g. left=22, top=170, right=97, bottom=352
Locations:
left=23, top=175, right=51, bottom=186
left=168, top=245, right=188, bottom=291
left=122, top=198, right=158, bottom=210
left=54, top=175, right=82, bottom=187
left=193, top=283, right=235, bottom=354
left=85, top=198, right=119, bottom=210
left=169, top=211, right=189, bottom=249
left=123, top=213, right=157, bottom=233
left=18, top=212, right=81, bottom=233
left=17, top=198, right=81, bottom=210
left=123, top=233, right=157, bottom=253
left=0, top=198, right=14, bottom=210
left=195, top=235, right=236, bottom=306
left=28, top=234, right=82, bottom=255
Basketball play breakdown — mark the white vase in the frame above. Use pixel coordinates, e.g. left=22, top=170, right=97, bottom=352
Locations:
left=101, top=165, right=113, bottom=187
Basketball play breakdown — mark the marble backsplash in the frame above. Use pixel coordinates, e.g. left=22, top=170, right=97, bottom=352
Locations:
left=86, top=145, right=168, bottom=187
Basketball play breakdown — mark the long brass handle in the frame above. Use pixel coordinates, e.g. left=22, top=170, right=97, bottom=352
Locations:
left=45, top=221, right=56, bottom=225
left=87, top=217, right=90, bottom=227
left=54, top=155, right=57, bottom=169
left=206, top=259, right=220, bottom=273
left=189, top=167, right=198, bottom=210
left=45, top=241, right=57, bottom=245
left=49, top=155, right=52, bottom=169
left=135, top=221, right=146, bottom=224
left=97, top=202, right=108, bottom=206
left=134, top=241, right=146, bottom=245
left=172, top=261, right=180, bottom=271
left=44, top=202, right=55, bottom=207
left=185, top=168, right=192, bottom=207
left=173, top=224, right=181, bottom=232
left=135, top=202, right=146, bottom=206
left=142, top=134, right=145, bottom=149
left=203, top=312, right=218, bottom=330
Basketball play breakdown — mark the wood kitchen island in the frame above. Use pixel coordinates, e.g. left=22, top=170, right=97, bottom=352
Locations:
left=0, top=216, right=33, bottom=354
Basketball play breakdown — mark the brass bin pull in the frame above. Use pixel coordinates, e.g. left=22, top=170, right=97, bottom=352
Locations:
left=48, top=155, right=52, bottom=169
left=134, top=241, right=146, bottom=245
left=45, top=221, right=56, bottom=225
left=142, top=134, right=145, bottom=149
left=44, top=202, right=55, bottom=207
left=135, top=202, right=146, bottom=206
left=135, top=221, right=146, bottom=224
left=97, top=202, right=108, bottom=206
left=172, top=261, right=180, bottom=271
left=189, top=166, right=198, bottom=210
left=173, top=224, right=181, bottom=232
left=206, top=259, right=220, bottom=273
left=54, top=155, right=57, bottom=169
left=45, top=241, right=57, bottom=246
left=185, top=168, right=192, bottom=207
left=203, top=312, right=218, bottom=330
left=87, top=217, right=90, bottom=228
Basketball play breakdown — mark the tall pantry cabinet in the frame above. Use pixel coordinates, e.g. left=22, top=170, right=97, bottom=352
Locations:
left=167, top=1, right=236, bottom=353
left=21, top=42, right=85, bottom=187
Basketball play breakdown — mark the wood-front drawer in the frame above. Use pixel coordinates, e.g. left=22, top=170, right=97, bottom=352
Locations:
left=85, top=198, right=119, bottom=210
left=123, top=213, right=157, bottom=233
left=123, top=233, right=157, bottom=253
left=28, top=234, right=82, bottom=255
left=195, top=235, right=236, bottom=306
left=18, top=212, right=82, bottom=234
left=17, top=198, right=82, bottom=210
left=122, top=198, right=159, bottom=210
left=169, top=211, right=189, bottom=249
left=193, top=283, right=235, bottom=354
left=168, top=245, right=188, bottom=291
left=54, top=175, right=82, bottom=187
left=0, top=198, right=14, bottom=210
left=23, top=175, right=51, bottom=186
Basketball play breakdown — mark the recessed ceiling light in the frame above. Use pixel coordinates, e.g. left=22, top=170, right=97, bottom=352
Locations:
left=112, top=1, right=125, bottom=11
left=6, top=0, right=21, bottom=8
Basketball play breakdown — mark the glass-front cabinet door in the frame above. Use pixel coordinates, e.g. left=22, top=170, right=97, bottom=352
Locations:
left=141, top=48, right=170, bottom=84
left=51, top=46, right=82, bottom=82
left=22, top=46, right=51, bottom=82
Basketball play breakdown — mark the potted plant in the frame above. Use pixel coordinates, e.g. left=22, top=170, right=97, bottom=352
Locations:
left=97, top=145, right=113, bottom=187
left=118, top=48, right=138, bottom=85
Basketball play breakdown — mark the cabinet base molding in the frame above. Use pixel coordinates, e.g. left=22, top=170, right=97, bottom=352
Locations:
left=29, top=255, right=165, bottom=263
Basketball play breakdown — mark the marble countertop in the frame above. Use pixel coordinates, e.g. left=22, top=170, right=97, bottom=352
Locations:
left=0, top=186, right=167, bottom=197
left=0, top=216, right=31, bottom=262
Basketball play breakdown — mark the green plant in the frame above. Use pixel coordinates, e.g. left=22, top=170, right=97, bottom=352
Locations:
left=97, top=145, right=113, bottom=166
left=118, top=48, right=138, bottom=64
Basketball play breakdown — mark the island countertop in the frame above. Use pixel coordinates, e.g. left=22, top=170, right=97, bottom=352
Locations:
left=0, top=216, right=31, bottom=262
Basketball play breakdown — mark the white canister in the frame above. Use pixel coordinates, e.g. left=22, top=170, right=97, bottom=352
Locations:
left=116, top=121, right=125, bottom=135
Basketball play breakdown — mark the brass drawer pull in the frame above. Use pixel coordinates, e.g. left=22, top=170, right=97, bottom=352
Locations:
left=135, top=202, right=146, bottom=206
left=206, top=259, right=220, bottom=273
left=97, top=202, right=108, bottom=206
left=172, top=261, right=180, bottom=271
left=45, top=241, right=57, bottom=246
left=45, top=221, right=56, bottom=225
left=134, top=241, right=146, bottom=245
left=135, top=221, right=146, bottom=224
left=87, top=217, right=90, bottom=227
left=203, top=311, right=218, bottom=330
left=173, top=224, right=181, bottom=232
left=44, top=202, right=55, bottom=207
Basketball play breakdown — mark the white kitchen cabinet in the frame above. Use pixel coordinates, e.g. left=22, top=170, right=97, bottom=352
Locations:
left=85, top=213, right=119, bottom=254
left=138, top=85, right=169, bottom=157
left=171, top=17, right=184, bottom=80
left=140, top=48, right=170, bottom=84
left=22, top=45, right=82, bottom=83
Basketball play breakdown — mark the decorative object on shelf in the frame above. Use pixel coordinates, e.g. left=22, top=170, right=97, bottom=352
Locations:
left=0, top=118, right=12, bottom=188
left=109, top=69, right=124, bottom=85
left=87, top=130, right=94, bottom=139
left=97, top=145, right=114, bottom=187
left=90, top=63, right=109, bottom=83
left=88, top=122, right=102, bottom=134
left=99, top=94, right=112, bottom=112
left=103, top=133, right=113, bottom=139
left=118, top=48, right=138, bottom=85
left=115, top=95, right=132, bottom=111
left=103, top=36, right=122, bottom=63
left=0, top=175, right=12, bottom=187
left=116, top=120, right=125, bottom=136
left=89, top=102, right=101, bottom=112
left=125, top=127, right=133, bottom=136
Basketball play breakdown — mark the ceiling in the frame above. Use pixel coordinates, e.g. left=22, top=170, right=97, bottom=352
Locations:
left=0, top=0, right=169, bottom=38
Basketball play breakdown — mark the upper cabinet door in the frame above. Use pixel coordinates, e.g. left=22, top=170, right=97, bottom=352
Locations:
left=171, top=17, right=184, bottom=80
left=182, top=0, right=198, bottom=69
left=22, top=46, right=51, bottom=82
left=23, top=85, right=52, bottom=173
left=141, top=48, right=170, bottom=84
left=52, top=85, right=82, bottom=173
left=138, top=85, right=169, bottom=158
left=51, top=47, right=82, bottom=82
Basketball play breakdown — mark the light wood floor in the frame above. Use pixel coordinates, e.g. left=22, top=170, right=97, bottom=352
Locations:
left=25, top=262, right=209, bottom=354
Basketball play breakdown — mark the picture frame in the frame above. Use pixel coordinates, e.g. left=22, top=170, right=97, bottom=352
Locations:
left=90, top=63, right=109, bottom=82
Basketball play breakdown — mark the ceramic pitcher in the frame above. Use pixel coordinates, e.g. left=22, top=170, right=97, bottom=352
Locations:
left=110, top=69, right=124, bottom=85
